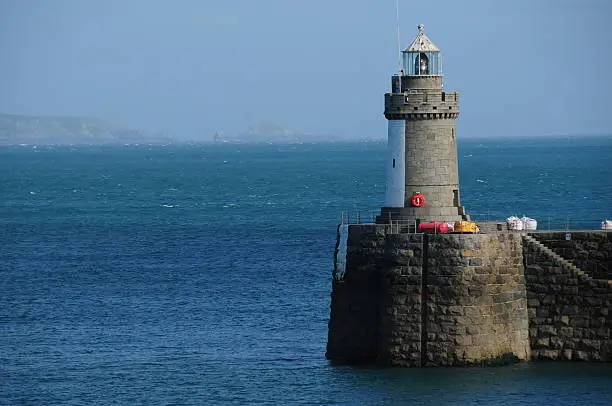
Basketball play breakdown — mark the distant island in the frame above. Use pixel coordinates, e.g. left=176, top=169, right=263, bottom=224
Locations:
left=211, top=122, right=373, bottom=144
left=0, top=113, right=170, bottom=146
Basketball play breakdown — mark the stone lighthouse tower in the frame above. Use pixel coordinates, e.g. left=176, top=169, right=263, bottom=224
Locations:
left=378, top=25, right=468, bottom=224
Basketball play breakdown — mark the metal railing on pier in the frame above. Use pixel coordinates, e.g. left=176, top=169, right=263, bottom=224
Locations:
left=339, top=210, right=418, bottom=234
left=338, top=209, right=611, bottom=232
left=339, top=210, right=377, bottom=225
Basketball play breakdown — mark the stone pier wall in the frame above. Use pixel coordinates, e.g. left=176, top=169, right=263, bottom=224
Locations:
left=326, top=225, right=530, bottom=366
left=523, top=234, right=612, bottom=361
left=425, top=233, right=530, bottom=365
left=327, top=228, right=612, bottom=366
left=377, top=232, right=425, bottom=366
left=326, top=225, right=386, bottom=364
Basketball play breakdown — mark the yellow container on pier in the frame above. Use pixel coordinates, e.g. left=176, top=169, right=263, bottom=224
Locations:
left=454, top=221, right=479, bottom=233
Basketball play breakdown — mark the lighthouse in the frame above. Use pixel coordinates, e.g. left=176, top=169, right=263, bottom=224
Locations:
left=327, top=24, right=533, bottom=367
left=377, top=25, right=468, bottom=224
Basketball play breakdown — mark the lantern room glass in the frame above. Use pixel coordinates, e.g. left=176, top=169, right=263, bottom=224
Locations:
left=402, top=51, right=442, bottom=76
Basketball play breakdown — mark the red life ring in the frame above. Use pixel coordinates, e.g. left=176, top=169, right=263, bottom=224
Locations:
left=411, top=193, right=425, bottom=207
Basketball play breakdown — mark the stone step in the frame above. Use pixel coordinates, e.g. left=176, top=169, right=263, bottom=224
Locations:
left=523, top=235, right=590, bottom=282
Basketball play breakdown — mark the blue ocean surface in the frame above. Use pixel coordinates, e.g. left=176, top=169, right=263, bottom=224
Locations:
left=1, top=136, right=612, bottom=405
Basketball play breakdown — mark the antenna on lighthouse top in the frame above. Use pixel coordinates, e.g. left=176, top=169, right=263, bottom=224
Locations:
left=395, top=0, right=403, bottom=93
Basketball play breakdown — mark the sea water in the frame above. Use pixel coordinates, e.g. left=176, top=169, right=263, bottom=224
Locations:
left=1, top=136, right=612, bottom=405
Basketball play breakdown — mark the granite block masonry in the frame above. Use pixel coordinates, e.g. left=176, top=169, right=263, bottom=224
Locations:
left=524, top=233, right=612, bottom=361
left=326, top=228, right=612, bottom=366
left=326, top=225, right=530, bottom=366
left=531, top=232, right=612, bottom=280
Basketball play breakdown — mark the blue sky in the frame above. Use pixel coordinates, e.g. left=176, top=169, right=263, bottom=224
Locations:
left=1, top=0, right=611, bottom=139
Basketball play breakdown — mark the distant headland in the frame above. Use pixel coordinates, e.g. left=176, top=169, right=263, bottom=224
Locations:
left=0, top=114, right=378, bottom=146
left=0, top=113, right=170, bottom=146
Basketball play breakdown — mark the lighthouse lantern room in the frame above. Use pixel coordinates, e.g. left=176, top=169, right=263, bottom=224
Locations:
left=402, top=24, right=442, bottom=76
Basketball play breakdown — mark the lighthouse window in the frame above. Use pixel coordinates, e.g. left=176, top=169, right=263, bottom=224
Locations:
left=415, top=52, right=429, bottom=75
left=393, top=159, right=396, bottom=168
left=441, top=92, right=446, bottom=101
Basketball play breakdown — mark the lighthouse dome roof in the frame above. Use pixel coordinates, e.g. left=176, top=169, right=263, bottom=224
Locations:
left=404, top=24, right=440, bottom=53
